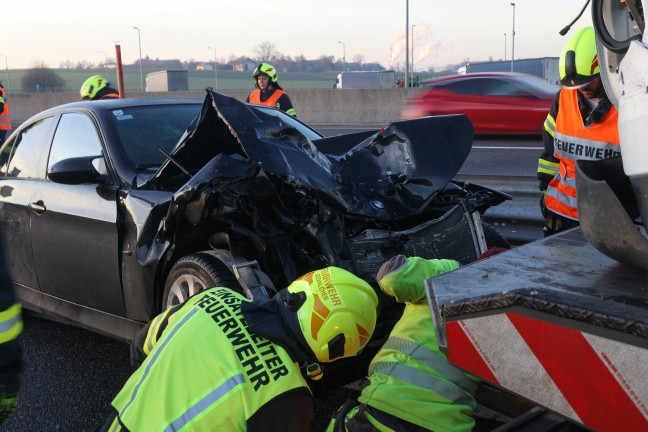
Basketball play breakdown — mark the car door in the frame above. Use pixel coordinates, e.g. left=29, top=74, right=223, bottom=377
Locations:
left=443, top=77, right=536, bottom=134
left=0, top=116, right=58, bottom=294
left=29, top=111, right=125, bottom=315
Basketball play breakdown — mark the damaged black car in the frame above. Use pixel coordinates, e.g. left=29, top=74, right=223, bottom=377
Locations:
left=0, top=90, right=509, bottom=383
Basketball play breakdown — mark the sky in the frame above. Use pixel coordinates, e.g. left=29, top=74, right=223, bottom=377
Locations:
left=4, top=1, right=593, bottom=71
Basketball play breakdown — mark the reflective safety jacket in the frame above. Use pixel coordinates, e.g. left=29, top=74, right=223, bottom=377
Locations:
left=111, top=287, right=310, bottom=431
left=247, top=88, right=297, bottom=117
left=0, top=86, right=11, bottom=131
left=543, top=88, right=620, bottom=220
left=355, top=303, right=479, bottom=431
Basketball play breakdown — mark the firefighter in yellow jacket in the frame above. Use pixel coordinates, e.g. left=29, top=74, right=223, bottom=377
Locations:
left=97, top=266, right=378, bottom=431
left=327, top=255, right=479, bottom=432
left=246, top=63, right=297, bottom=117
left=537, top=26, right=620, bottom=236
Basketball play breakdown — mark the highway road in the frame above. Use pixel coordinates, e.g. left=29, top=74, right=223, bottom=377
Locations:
left=1, top=130, right=536, bottom=432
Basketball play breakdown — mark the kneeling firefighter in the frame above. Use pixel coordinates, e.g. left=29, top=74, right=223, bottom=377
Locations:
left=97, top=266, right=379, bottom=432
left=328, top=256, right=480, bottom=432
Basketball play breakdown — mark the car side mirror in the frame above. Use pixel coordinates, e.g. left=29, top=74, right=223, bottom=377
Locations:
left=48, top=155, right=107, bottom=185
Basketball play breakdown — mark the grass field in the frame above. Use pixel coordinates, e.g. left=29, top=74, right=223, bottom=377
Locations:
left=3, top=67, right=441, bottom=94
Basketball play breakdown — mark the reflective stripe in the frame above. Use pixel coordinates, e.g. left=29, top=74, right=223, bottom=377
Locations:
left=544, top=115, right=556, bottom=136
left=381, top=337, right=477, bottom=394
left=545, top=183, right=578, bottom=219
left=144, top=309, right=172, bottom=355
left=0, top=303, right=22, bottom=344
left=538, top=158, right=559, bottom=176
left=285, top=108, right=296, bottom=117
left=164, top=374, right=245, bottom=432
left=119, top=309, right=199, bottom=419
left=553, top=131, right=621, bottom=161
left=370, top=361, right=477, bottom=408
left=108, top=415, right=122, bottom=432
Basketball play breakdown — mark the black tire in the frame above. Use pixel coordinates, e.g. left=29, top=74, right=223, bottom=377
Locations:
left=162, top=252, right=242, bottom=310
left=482, top=223, right=511, bottom=250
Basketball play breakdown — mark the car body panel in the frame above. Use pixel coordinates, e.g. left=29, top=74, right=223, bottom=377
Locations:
left=401, top=72, right=558, bottom=135
left=30, top=181, right=123, bottom=314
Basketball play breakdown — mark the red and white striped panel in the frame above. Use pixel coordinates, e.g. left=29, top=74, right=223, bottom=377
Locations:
left=446, top=312, right=648, bottom=431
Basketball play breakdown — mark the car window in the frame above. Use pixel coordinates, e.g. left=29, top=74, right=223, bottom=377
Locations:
left=0, top=116, right=56, bottom=179
left=48, top=112, right=103, bottom=171
left=441, top=78, right=530, bottom=97
left=110, top=105, right=200, bottom=171
left=486, top=79, right=534, bottom=97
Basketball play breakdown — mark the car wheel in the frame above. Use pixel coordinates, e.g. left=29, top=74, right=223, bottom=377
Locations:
left=162, top=252, right=242, bottom=309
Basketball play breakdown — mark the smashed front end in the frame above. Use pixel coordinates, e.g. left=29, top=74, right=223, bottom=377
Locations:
left=143, top=90, right=488, bottom=288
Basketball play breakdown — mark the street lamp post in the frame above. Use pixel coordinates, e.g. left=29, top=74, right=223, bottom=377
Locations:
left=411, top=24, right=416, bottom=83
left=133, top=26, right=144, bottom=92
left=510, top=3, right=516, bottom=72
left=504, top=33, right=507, bottom=61
left=97, top=50, right=108, bottom=76
left=338, top=41, right=346, bottom=72
left=0, top=55, right=7, bottom=88
left=405, top=0, right=409, bottom=88
left=208, top=46, right=218, bottom=89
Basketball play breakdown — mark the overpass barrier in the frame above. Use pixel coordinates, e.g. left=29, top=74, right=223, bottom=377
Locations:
left=8, top=88, right=421, bottom=127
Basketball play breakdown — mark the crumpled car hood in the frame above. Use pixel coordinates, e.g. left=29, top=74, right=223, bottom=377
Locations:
left=144, top=89, right=473, bottom=220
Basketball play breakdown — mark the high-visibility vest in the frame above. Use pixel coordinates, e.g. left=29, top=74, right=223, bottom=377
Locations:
left=0, top=87, right=11, bottom=131
left=356, top=302, right=478, bottom=431
left=545, top=89, right=620, bottom=220
left=111, top=287, right=307, bottom=431
left=249, top=88, right=284, bottom=109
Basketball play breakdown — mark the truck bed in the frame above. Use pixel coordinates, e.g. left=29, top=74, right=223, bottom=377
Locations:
left=425, top=228, right=648, bottom=430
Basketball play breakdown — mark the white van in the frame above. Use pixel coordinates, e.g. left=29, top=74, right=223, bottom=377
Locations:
left=335, top=71, right=396, bottom=89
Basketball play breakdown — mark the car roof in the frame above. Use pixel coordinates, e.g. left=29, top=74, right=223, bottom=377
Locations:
left=423, top=72, right=532, bottom=85
left=35, top=97, right=203, bottom=118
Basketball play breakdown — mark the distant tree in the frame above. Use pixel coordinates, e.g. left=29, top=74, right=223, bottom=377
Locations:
left=74, top=60, right=94, bottom=69
left=22, top=61, right=65, bottom=92
left=319, top=55, right=335, bottom=72
left=59, top=59, right=75, bottom=69
left=273, top=54, right=292, bottom=72
left=159, top=59, right=183, bottom=69
left=254, top=41, right=278, bottom=62
left=294, top=55, right=307, bottom=72
left=353, top=54, right=365, bottom=66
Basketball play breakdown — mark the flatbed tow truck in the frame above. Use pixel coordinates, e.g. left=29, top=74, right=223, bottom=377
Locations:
left=425, top=1, right=648, bottom=430
left=426, top=228, right=647, bottom=430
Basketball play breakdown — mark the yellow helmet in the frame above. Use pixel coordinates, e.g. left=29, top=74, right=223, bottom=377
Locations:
left=286, top=267, right=378, bottom=364
left=80, top=75, right=109, bottom=100
left=559, top=26, right=600, bottom=88
left=253, top=63, right=278, bottom=84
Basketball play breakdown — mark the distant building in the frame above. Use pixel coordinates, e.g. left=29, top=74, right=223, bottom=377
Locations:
left=232, top=58, right=257, bottom=72
left=195, top=63, right=214, bottom=71
left=460, top=57, right=560, bottom=85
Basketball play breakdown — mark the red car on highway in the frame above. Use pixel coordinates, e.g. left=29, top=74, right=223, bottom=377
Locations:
left=401, top=72, right=558, bottom=135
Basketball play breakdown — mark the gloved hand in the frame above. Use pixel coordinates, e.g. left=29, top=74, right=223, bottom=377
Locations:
left=376, top=255, right=460, bottom=304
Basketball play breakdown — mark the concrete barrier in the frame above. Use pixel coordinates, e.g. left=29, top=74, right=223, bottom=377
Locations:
left=8, top=88, right=421, bottom=127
